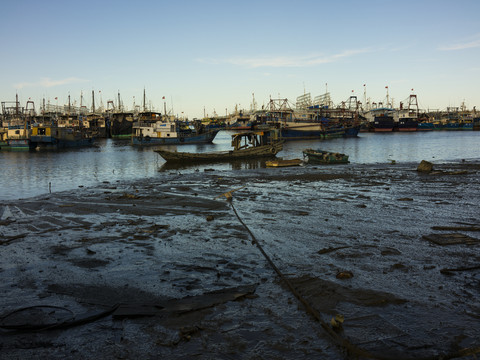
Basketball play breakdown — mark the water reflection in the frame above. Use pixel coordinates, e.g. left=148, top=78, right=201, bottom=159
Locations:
left=158, top=158, right=267, bottom=172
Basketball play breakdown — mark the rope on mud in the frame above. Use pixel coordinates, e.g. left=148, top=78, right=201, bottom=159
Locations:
left=223, top=193, right=480, bottom=360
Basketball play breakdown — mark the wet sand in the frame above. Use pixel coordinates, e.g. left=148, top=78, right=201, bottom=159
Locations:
left=1, top=161, right=480, bottom=359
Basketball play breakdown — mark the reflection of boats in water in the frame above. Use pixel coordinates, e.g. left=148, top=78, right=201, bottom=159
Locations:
left=155, top=130, right=283, bottom=162
left=157, top=157, right=267, bottom=172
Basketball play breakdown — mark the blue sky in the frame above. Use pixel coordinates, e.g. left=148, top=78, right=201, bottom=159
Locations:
left=1, top=0, right=479, bottom=118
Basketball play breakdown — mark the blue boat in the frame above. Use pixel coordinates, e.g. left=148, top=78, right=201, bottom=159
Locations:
left=417, top=122, right=435, bottom=131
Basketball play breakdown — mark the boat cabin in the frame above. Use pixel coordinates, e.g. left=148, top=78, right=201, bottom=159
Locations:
left=133, top=121, right=178, bottom=139
left=231, top=129, right=281, bottom=151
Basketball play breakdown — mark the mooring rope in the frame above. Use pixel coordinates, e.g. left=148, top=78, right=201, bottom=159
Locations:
left=224, top=193, right=480, bottom=360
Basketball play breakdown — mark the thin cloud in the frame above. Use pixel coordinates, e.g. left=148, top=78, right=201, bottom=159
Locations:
left=14, top=77, right=89, bottom=89
left=439, top=35, right=480, bottom=51
left=198, top=49, right=369, bottom=68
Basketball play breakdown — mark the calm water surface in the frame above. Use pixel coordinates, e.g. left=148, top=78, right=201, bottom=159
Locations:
left=1, top=131, right=479, bottom=201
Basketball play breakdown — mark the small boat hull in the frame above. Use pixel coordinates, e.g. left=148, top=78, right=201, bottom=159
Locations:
left=303, top=149, right=349, bottom=164
left=156, top=142, right=283, bottom=163
left=265, top=159, right=303, bottom=167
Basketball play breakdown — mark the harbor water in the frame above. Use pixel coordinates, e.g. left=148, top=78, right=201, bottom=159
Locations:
left=0, top=130, right=479, bottom=201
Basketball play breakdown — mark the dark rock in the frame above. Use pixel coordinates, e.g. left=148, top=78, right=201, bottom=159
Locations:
left=417, top=160, right=433, bottom=172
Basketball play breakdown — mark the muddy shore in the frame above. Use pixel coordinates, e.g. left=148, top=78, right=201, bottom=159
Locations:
left=1, top=161, right=480, bottom=359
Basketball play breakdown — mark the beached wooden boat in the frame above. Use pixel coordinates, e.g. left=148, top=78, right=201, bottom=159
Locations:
left=265, top=159, right=303, bottom=167
left=302, top=149, right=349, bottom=164
left=155, top=130, right=283, bottom=163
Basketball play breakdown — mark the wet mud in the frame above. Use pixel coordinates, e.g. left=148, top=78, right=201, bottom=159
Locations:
left=1, top=161, right=480, bottom=359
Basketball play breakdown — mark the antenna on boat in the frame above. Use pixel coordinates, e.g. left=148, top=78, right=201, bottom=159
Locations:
left=385, top=86, right=390, bottom=108
left=15, top=92, right=19, bottom=116
left=363, top=84, right=367, bottom=110
left=143, top=88, right=146, bottom=112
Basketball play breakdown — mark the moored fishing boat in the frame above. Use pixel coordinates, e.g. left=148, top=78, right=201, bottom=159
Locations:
left=0, top=127, right=7, bottom=149
left=302, top=149, right=349, bottom=164
left=3, top=125, right=34, bottom=150
left=1, top=95, right=35, bottom=150
left=395, top=94, right=419, bottom=132
left=473, top=117, right=480, bottom=131
left=155, top=129, right=283, bottom=162
left=132, top=117, right=219, bottom=146
left=30, top=124, right=95, bottom=149
left=252, top=98, right=360, bottom=140
left=107, top=111, right=135, bottom=138
left=371, top=108, right=395, bottom=132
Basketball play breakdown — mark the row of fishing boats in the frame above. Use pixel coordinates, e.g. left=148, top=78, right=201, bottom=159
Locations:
left=3, top=92, right=478, bottom=153
left=0, top=95, right=361, bottom=150
left=227, top=95, right=480, bottom=133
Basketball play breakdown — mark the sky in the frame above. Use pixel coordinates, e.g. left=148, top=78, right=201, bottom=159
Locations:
left=1, top=0, right=479, bottom=118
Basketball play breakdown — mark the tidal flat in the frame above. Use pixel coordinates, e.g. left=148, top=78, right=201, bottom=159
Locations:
left=1, top=161, right=479, bottom=359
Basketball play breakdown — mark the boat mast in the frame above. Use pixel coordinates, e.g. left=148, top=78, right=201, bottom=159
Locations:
left=15, top=93, right=19, bottom=116
left=363, top=84, right=367, bottom=111
left=143, top=88, right=146, bottom=112
left=92, top=90, right=95, bottom=114
left=118, top=91, right=122, bottom=112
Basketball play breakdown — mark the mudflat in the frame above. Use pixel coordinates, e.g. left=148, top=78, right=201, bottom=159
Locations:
left=1, top=161, right=479, bottom=359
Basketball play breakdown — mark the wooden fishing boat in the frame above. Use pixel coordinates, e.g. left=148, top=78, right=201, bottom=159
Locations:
left=132, top=116, right=219, bottom=146
left=265, top=159, right=303, bottom=167
left=302, top=149, right=349, bottom=164
left=30, top=124, right=95, bottom=149
left=155, top=130, right=283, bottom=163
